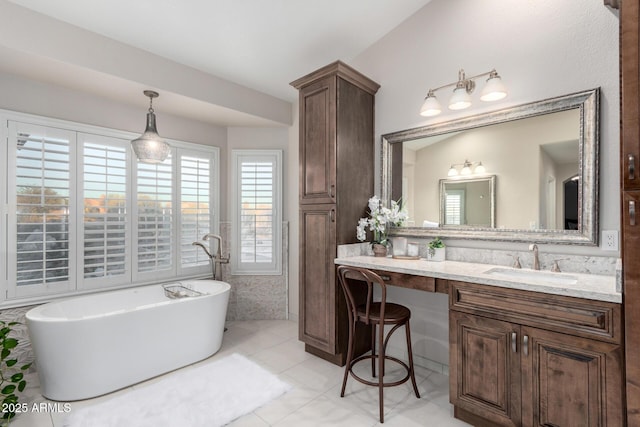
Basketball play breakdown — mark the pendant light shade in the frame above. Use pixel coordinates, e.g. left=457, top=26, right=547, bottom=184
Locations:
left=480, top=70, right=508, bottom=102
left=131, top=90, right=170, bottom=164
left=449, top=86, right=472, bottom=110
left=420, top=90, right=442, bottom=117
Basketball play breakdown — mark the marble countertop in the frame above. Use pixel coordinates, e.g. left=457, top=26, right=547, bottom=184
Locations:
left=334, top=256, right=621, bottom=303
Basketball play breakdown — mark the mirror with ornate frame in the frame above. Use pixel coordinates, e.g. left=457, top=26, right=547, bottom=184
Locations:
left=381, top=88, right=599, bottom=245
left=439, top=175, right=496, bottom=228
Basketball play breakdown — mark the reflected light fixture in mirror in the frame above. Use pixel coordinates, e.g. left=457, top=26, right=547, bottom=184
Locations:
left=131, top=90, right=170, bottom=164
left=420, top=68, right=507, bottom=116
left=448, top=160, right=486, bottom=177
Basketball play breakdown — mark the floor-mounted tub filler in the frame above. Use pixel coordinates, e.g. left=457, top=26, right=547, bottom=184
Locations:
left=26, top=280, right=230, bottom=401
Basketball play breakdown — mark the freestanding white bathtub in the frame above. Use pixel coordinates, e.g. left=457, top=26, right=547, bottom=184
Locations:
left=26, top=280, right=230, bottom=401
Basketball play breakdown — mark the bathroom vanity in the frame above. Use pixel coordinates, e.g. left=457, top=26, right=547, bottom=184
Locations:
left=334, top=256, right=623, bottom=427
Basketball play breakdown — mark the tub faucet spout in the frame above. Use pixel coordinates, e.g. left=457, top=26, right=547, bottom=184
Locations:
left=192, top=241, right=213, bottom=259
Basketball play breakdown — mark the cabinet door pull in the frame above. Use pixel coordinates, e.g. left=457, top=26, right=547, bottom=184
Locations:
left=380, top=275, right=391, bottom=281
left=523, top=335, right=529, bottom=356
left=330, top=208, right=336, bottom=223
left=329, top=184, right=335, bottom=198
left=630, top=154, right=636, bottom=180
left=631, top=201, right=636, bottom=226
left=511, top=332, right=517, bottom=353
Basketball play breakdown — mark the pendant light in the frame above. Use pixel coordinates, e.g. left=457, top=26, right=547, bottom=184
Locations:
left=131, top=90, right=170, bottom=164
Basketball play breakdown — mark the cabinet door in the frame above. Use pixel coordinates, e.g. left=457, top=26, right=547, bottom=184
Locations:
left=450, top=311, right=521, bottom=427
left=621, top=0, right=640, bottom=422
left=298, top=77, right=336, bottom=204
left=623, top=190, right=640, bottom=421
left=621, top=0, right=640, bottom=191
left=299, top=204, right=337, bottom=352
left=521, top=326, right=623, bottom=427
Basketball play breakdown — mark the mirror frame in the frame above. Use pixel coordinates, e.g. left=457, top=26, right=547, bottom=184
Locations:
left=381, top=88, right=599, bottom=245
left=439, top=175, right=496, bottom=228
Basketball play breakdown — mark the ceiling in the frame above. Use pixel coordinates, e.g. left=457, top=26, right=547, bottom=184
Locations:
left=3, top=0, right=432, bottom=126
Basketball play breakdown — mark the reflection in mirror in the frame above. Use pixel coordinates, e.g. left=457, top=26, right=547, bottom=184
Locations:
left=382, top=89, right=599, bottom=245
left=439, top=176, right=496, bottom=228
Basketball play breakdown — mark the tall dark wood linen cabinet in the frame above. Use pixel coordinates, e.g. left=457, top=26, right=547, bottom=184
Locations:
left=291, top=61, right=380, bottom=365
left=621, top=0, right=640, bottom=424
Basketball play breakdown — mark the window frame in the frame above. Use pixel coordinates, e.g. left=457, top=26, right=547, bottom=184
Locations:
left=0, top=109, right=219, bottom=307
left=231, top=149, right=283, bottom=275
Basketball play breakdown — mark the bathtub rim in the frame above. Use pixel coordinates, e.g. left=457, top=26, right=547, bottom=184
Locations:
left=25, top=280, right=230, bottom=323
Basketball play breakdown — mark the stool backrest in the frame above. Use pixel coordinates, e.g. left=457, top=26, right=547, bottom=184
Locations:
left=336, top=265, right=387, bottom=325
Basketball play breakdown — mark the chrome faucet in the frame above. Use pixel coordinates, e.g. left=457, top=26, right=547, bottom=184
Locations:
left=529, top=244, right=540, bottom=270
left=192, top=233, right=230, bottom=280
left=202, top=234, right=225, bottom=261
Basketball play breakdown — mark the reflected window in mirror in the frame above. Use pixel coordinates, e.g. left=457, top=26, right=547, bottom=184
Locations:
left=439, top=176, right=496, bottom=228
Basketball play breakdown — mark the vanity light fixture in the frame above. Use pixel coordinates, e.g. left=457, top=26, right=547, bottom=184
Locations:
left=448, top=160, right=486, bottom=177
left=420, top=69, right=507, bottom=117
left=131, top=90, right=170, bottom=164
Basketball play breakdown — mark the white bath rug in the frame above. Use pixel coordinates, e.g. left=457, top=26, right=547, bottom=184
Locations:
left=63, top=353, right=291, bottom=427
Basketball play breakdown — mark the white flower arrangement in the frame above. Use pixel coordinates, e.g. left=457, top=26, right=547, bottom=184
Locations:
left=356, top=196, right=407, bottom=245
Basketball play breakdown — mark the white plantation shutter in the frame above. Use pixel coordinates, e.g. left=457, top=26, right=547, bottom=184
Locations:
left=231, top=150, right=282, bottom=275
left=79, top=134, right=130, bottom=287
left=136, top=157, right=173, bottom=273
left=179, top=152, right=213, bottom=271
left=445, top=190, right=464, bottom=225
left=3, top=110, right=218, bottom=304
left=8, top=121, right=75, bottom=296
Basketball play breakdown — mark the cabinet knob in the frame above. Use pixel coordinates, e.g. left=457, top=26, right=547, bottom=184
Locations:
left=631, top=200, right=636, bottom=226
left=629, top=154, right=636, bottom=180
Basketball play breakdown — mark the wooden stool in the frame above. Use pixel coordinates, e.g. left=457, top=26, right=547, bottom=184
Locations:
left=337, top=265, right=420, bottom=423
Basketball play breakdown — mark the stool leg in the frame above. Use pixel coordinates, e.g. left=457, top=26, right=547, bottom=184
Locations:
left=378, top=321, right=385, bottom=423
left=341, top=317, right=356, bottom=397
left=405, top=320, right=421, bottom=398
left=371, top=323, right=376, bottom=377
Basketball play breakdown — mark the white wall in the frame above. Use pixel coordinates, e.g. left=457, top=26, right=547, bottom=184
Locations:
left=340, top=0, right=619, bottom=366
left=351, top=0, right=619, bottom=254
left=0, top=70, right=232, bottom=218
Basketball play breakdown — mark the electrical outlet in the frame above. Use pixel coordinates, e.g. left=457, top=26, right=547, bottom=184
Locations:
left=602, top=230, right=619, bottom=251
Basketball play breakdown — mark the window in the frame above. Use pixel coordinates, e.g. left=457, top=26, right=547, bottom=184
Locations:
left=2, top=111, right=218, bottom=305
left=8, top=122, right=75, bottom=298
left=136, top=157, right=174, bottom=275
left=445, top=190, right=465, bottom=225
left=79, top=133, right=130, bottom=289
left=178, top=151, right=216, bottom=274
left=231, top=150, right=282, bottom=275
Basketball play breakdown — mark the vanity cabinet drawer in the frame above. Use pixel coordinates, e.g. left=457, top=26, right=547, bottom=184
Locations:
left=449, top=281, right=621, bottom=344
left=371, top=270, right=436, bottom=293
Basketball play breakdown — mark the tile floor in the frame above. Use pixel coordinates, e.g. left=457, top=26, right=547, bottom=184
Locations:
left=11, top=320, right=470, bottom=426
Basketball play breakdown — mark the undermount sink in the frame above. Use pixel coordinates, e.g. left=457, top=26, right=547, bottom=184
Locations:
left=483, top=267, right=578, bottom=285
